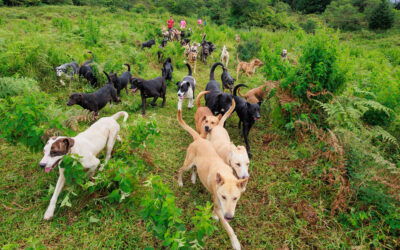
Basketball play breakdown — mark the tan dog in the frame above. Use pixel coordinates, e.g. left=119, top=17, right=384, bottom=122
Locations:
left=236, top=54, right=264, bottom=80
left=239, top=84, right=267, bottom=104
left=208, top=99, right=250, bottom=179
left=235, top=34, right=240, bottom=44
left=187, top=43, right=200, bottom=74
left=195, top=91, right=221, bottom=138
left=177, top=107, right=248, bottom=250
left=220, top=45, right=229, bottom=67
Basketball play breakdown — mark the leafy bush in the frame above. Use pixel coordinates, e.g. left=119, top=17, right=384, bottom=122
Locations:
left=237, top=39, right=261, bottom=62
left=369, top=0, right=394, bottom=30
left=0, top=77, right=40, bottom=98
left=324, top=0, right=363, bottom=31
left=0, top=92, right=64, bottom=152
left=300, top=19, right=317, bottom=33
left=282, top=28, right=345, bottom=102
left=262, top=48, right=291, bottom=80
left=141, top=175, right=216, bottom=248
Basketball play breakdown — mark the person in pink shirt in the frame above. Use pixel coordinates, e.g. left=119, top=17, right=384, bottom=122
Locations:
left=197, top=18, right=202, bottom=26
left=180, top=19, right=186, bottom=29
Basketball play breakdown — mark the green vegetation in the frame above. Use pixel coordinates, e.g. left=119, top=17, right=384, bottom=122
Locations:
left=0, top=3, right=400, bottom=249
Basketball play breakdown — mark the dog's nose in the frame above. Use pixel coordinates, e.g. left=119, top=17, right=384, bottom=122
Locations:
left=224, top=214, right=234, bottom=220
left=39, top=163, right=46, bottom=168
left=205, top=126, right=210, bottom=132
left=241, top=174, right=249, bottom=179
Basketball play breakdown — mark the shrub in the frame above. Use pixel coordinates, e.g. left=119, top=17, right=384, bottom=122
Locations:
left=369, top=0, right=394, bottom=30
left=0, top=77, right=40, bottom=99
left=324, top=0, right=363, bottom=31
left=237, top=39, right=261, bottom=62
left=0, top=92, right=64, bottom=152
left=282, top=28, right=345, bottom=102
left=300, top=19, right=317, bottom=33
left=262, top=48, right=291, bottom=80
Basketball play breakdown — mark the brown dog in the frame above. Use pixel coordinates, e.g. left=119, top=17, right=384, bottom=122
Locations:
left=177, top=106, right=248, bottom=250
left=236, top=54, right=263, bottom=80
left=238, top=81, right=278, bottom=104
left=195, top=91, right=221, bottom=138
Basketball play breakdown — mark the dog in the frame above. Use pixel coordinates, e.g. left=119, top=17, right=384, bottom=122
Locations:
left=236, top=54, right=264, bottom=81
left=181, top=38, right=191, bottom=46
left=200, top=40, right=211, bottom=64
left=205, top=62, right=233, bottom=116
left=67, top=72, right=119, bottom=117
left=208, top=99, right=250, bottom=179
left=142, top=39, right=156, bottom=49
left=130, top=77, right=166, bottom=115
left=39, top=111, right=128, bottom=220
left=78, top=60, right=97, bottom=86
left=177, top=109, right=248, bottom=250
left=235, top=34, right=240, bottom=44
left=56, top=61, right=79, bottom=86
left=162, top=57, right=173, bottom=81
left=221, top=66, right=235, bottom=93
left=187, top=43, right=200, bottom=74
left=177, top=62, right=196, bottom=110
left=108, top=64, right=132, bottom=100
left=162, top=28, right=169, bottom=38
left=238, top=84, right=267, bottom=104
left=220, top=45, right=229, bottom=68
left=281, top=49, right=288, bottom=61
left=159, top=37, right=168, bottom=49
left=233, top=84, right=261, bottom=158
left=194, top=91, right=221, bottom=139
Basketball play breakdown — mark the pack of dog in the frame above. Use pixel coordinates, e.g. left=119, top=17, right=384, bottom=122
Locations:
left=107, top=64, right=133, bottom=100
left=161, top=57, right=173, bottom=81
left=232, top=84, right=261, bottom=158
left=176, top=62, right=196, bottom=110
left=39, top=111, right=128, bottom=220
left=205, top=62, right=233, bottom=116
left=130, top=76, right=166, bottom=115
left=55, top=61, right=79, bottom=85
left=67, top=71, right=119, bottom=117
left=177, top=109, right=248, bottom=250
left=78, top=60, right=98, bottom=86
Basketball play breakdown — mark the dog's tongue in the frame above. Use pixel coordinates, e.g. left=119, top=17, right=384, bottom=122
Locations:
left=254, top=117, right=259, bottom=121
left=179, top=96, right=183, bottom=100
left=131, top=88, right=137, bottom=93
left=45, top=167, right=52, bottom=173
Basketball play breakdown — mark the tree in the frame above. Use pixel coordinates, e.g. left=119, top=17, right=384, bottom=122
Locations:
left=369, top=0, right=394, bottom=30
left=282, top=0, right=332, bottom=13
left=324, top=0, right=363, bottom=31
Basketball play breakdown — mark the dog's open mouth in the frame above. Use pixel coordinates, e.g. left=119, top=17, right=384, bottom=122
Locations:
left=254, top=117, right=260, bottom=121
left=178, top=95, right=183, bottom=100
left=131, top=88, right=138, bottom=94
left=224, top=216, right=232, bottom=222
left=45, top=159, right=61, bottom=173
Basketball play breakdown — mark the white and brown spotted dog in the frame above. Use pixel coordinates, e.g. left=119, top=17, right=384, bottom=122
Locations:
left=39, top=111, right=128, bottom=220
left=220, top=45, right=229, bottom=68
left=236, top=53, right=264, bottom=81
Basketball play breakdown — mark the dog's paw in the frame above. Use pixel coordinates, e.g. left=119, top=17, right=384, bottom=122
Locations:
left=117, top=135, right=122, bottom=142
left=178, top=180, right=183, bottom=187
left=191, top=172, right=196, bottom=184
left=212, top=211, right=219, bottom=221
left=231, top=236, right=241, bottom=250
left=43, top=210, right=54, bottom=220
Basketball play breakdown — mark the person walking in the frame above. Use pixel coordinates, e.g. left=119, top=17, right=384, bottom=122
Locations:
left=167, top=16, right=174, bottom=33
left=197, top=18, right=202, bottom=27
left=180, top=19, right=186, bottom=29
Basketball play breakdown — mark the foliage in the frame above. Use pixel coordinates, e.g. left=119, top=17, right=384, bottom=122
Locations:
left=0, top=77, right=40, bottom=99
left=282, top=0, right=332, bottom=13
left=237, top=38, right=261, bottom=62
left=141, top=175, right=216, bottom=248
left=262, top=47, right=291, bottom=80
left=324, top=0, right=363, bottom=31
left=282, top=28, right=345, bottom=102
left=0, top=92, right=64, bottom=152
left=369, top=0, right=395, bottom=30
left=300, top=19, right=317, bottom=33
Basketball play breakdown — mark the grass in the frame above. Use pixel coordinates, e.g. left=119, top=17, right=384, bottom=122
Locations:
left=1, top=5, right=399, bottom=249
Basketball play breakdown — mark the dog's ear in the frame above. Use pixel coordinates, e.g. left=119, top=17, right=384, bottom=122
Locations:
left=176, top=81, right=180, bottom=86
left=217, top=114, right=222, bottom=120
left=237, top=178, right=248, bottom=191
left=63, top=138, right=75, bottom=151
left=216, top=172, right=224, bottom=186
left=103, top=71, right=110, bottom=81
left=201, top=116, right=207, bottom=122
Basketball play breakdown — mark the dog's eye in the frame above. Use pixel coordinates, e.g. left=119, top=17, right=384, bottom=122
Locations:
left=222, top=195, right=226, bottom=200
left=211, top=122, right=215, bottom=125
left=233, top=197, right=237, bottom=201
left=236, top=163, right=240, bottom=167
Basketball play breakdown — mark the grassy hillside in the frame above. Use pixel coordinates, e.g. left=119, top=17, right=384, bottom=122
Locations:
left=1, top=5, right=399, bottom=249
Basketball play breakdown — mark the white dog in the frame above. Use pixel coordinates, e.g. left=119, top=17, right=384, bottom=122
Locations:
left=39, top=111, right=128, bottom=220
left=220, top=45, right=229, bottom=68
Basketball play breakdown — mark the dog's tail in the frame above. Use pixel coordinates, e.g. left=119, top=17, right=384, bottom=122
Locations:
left=81, top=60, right=93, bottom=66
left=237, top=87, right=244, bottom=97
left=210, top=62, right=224, bottom=81
left=196, top=91, right=210, bottom=108
left=124, top=63, right=131, bottom=72
left=219, top=99, right=236, bottom=126
left=233, top=84, right=248, bottom=97
left=184, top=62, right=192, bottom=76
left=112, top=111, right=129, bottom=122
left=236, top=53, right=241, bottom=65
left=177, top=110, right=200, bottom=141
left=104, top=71, right=112, bottom=84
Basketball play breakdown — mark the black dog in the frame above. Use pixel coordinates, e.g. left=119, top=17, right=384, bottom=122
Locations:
left=205, top=62, right=233, bottom=116
left=78, top=60, right=97, bottom=86
left=221, top=67, right=235, bottom=93
left=159, top=38, right=168, bottom=49
left=107, top=64, right=132, bottom=100
left=162, top=57, right=173, bottom=81
left=180, top=38, right=190, bottom=46
left=67, top=72, right=119, bottom=116
left=233, top=84, right=261, bottom=158
left=200, top=40, right=211, bottom=64
left=130, top=77, right=166, bottom=114
left=142, top=39, right=156, bottom=49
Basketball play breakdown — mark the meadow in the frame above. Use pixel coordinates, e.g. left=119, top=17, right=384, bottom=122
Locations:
left=1, top=5, right=400, bottom=249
